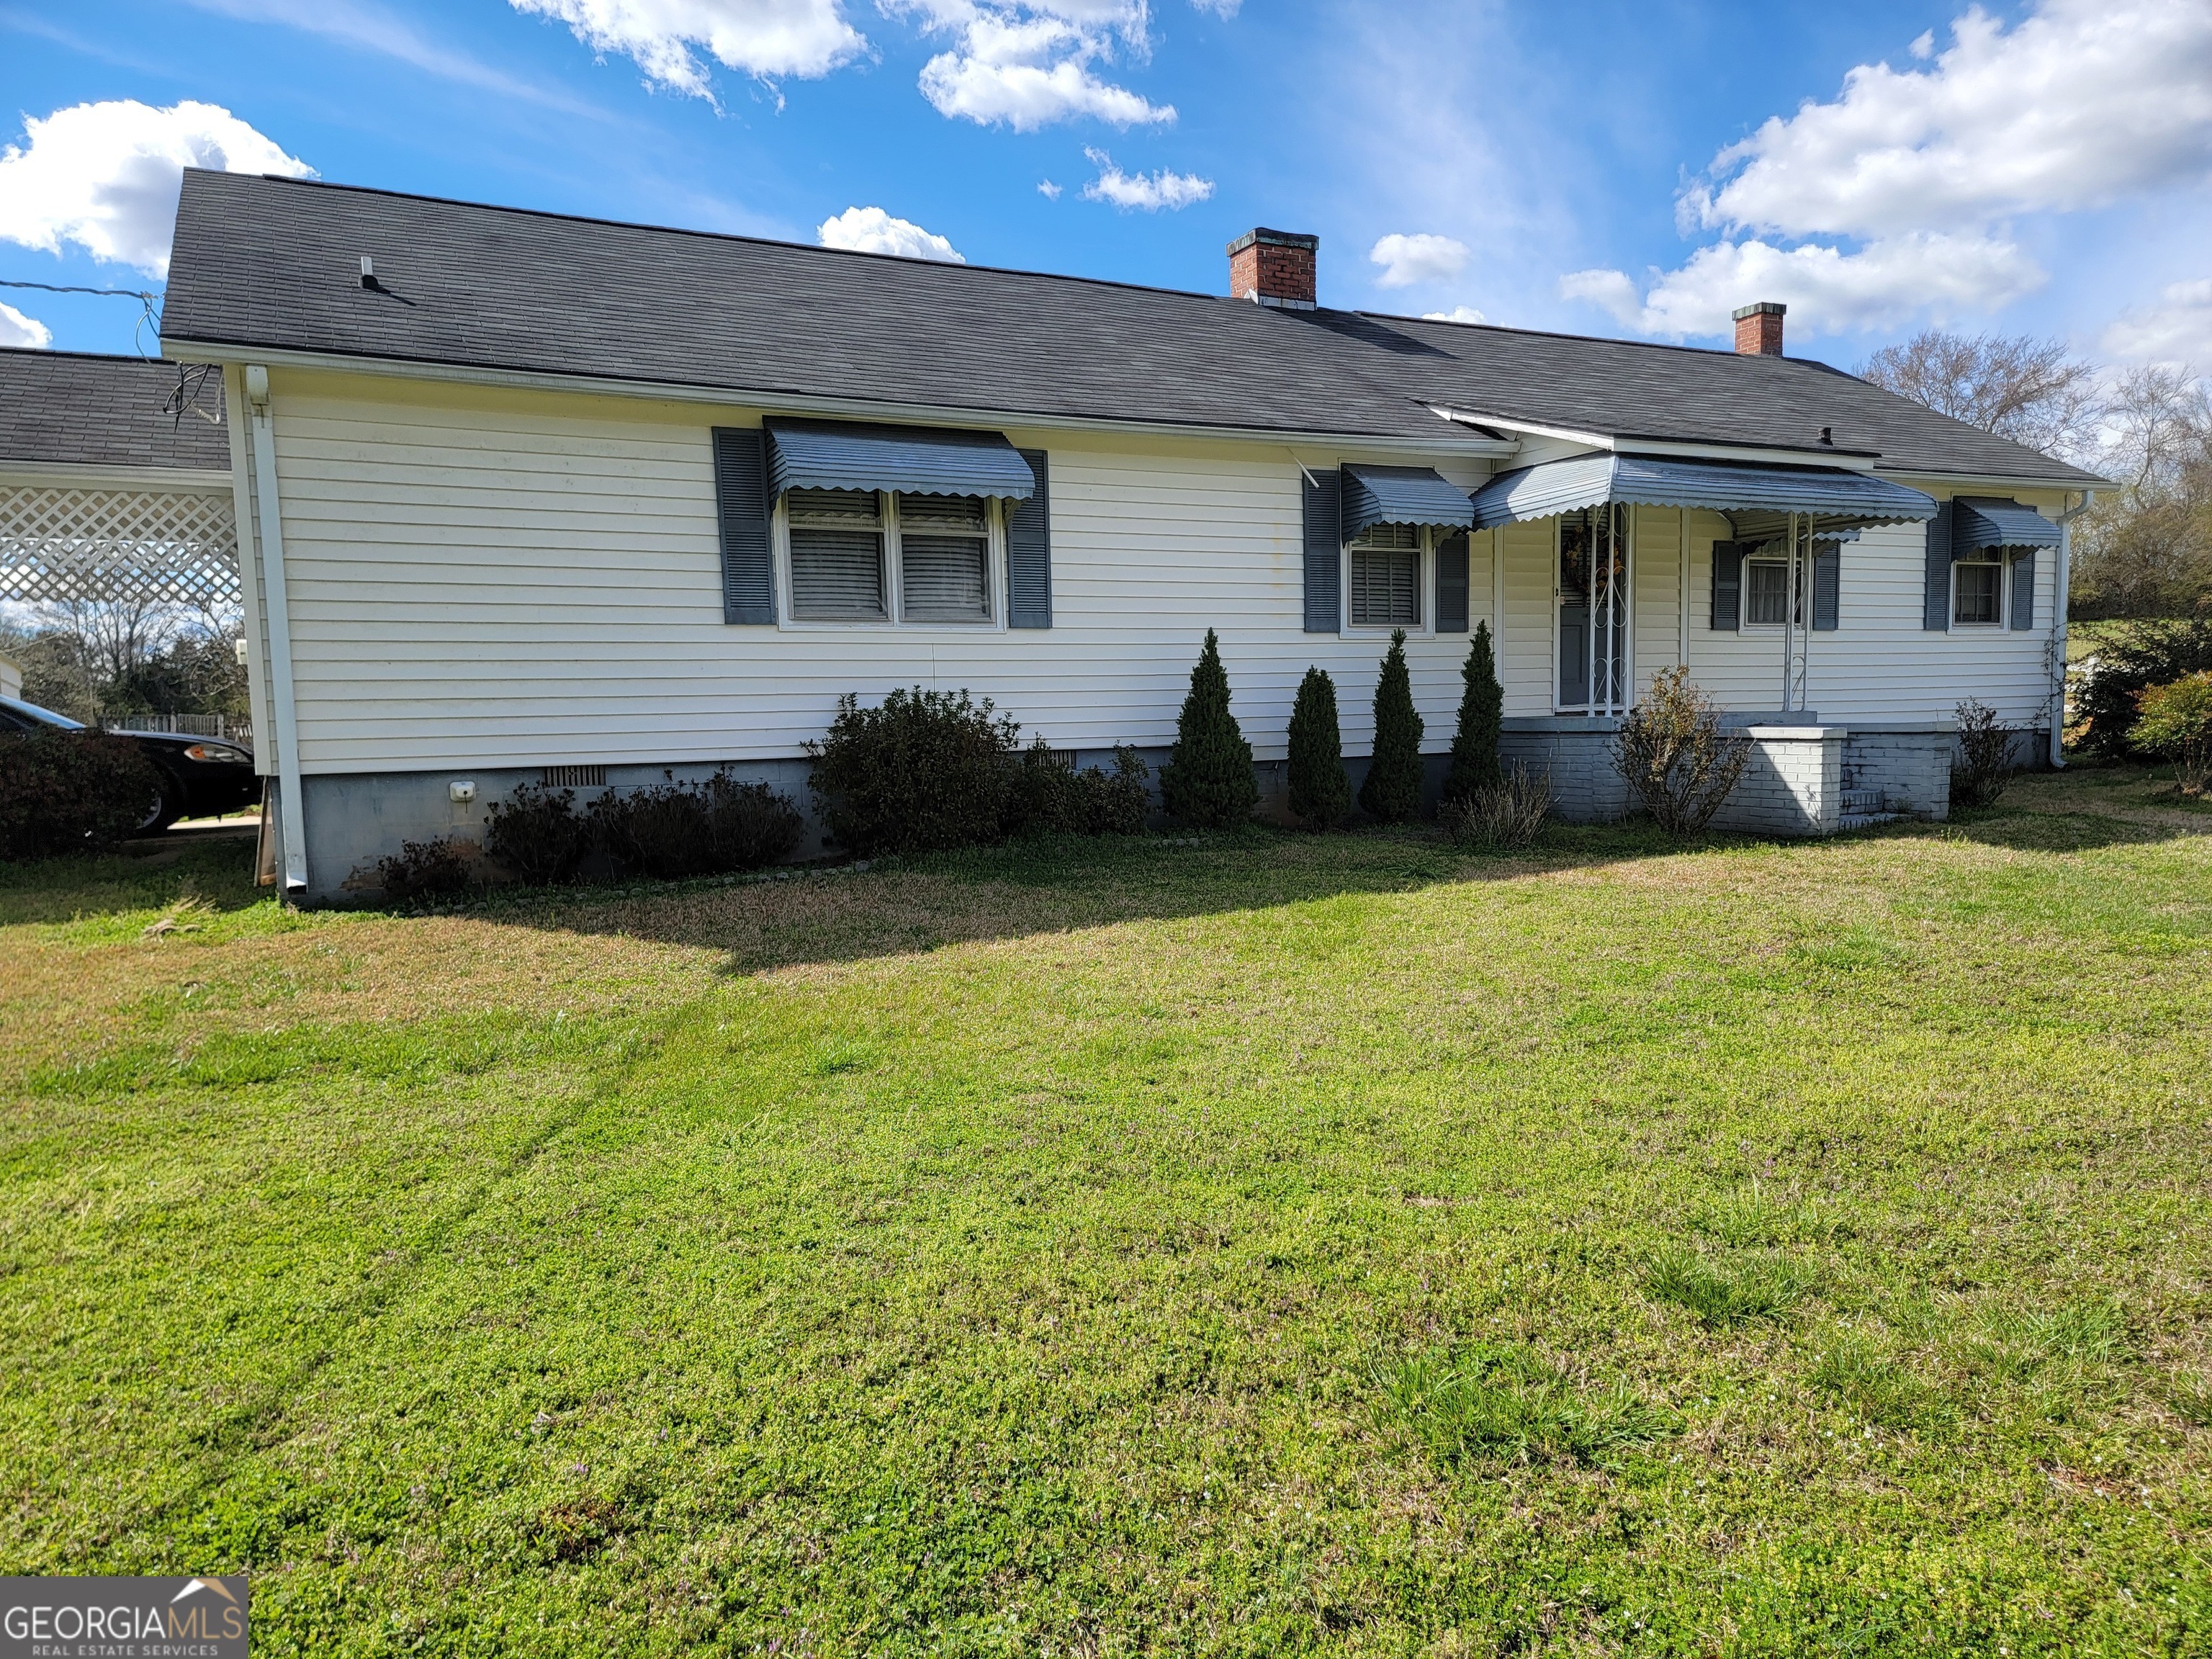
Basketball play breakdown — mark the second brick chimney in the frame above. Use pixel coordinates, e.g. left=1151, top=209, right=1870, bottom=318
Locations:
left=1228, top=228, right=1318, bottom=311
left=1733, top=300, right=1786, bottom=356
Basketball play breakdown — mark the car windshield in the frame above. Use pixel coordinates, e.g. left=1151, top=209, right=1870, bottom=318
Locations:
left=0, top=694, right=85, bottom=731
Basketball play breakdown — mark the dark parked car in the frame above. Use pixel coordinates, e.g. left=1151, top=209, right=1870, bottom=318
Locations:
left=0, top=694, right=258, bottom=832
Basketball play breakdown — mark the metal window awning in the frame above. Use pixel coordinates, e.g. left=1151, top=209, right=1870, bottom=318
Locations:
left=1467, top=452, right=1937, bottom=538
left=1952, top=495, right=2059, bottom=552
left=1340, top=464, right=1475, bottom=537
left=765, top=417, right=1036, bottom=500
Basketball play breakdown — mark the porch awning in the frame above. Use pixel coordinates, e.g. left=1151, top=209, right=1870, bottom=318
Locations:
left=1467, top=452, right=1937, bottom=537
left=1952, top=496, right=2059, bottom=552
left=765, top=418, right=1036, bottom=500
left=1340, top=464, right=1475, bottom=537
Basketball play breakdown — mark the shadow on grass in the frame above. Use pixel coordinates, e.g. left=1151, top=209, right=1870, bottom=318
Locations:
left=0, top=829, right=264, bottom=926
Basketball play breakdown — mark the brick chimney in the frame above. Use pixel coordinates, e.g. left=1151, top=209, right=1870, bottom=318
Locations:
left=1228, top=228, right=1318, bottom=311
left=1733, top=300, right=1786, bottom=356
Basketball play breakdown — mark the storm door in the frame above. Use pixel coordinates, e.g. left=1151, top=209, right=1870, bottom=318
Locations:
left=1558, top=505, right=1629, bottom=713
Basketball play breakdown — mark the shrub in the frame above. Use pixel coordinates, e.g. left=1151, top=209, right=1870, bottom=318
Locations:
left=1611, top=666, right=1750, bottom=835
left=485, top=782, right=585, bottom=883
left=2128, top=670, right=2212, bottom=796
left=1159, top=630, right=1258, bottom=829
left=376, top=837, right=474, bottom=899
left=1359, top=628, right=1425, bottom=823
left=809, top=687, right=1020, bottom=855
left=2072, top=615, right=2212, bottom=759
left=1439, top=763, right=1552, bottom=850
left=1079, top=746, right=1152, bottom=835
left=1008, top=740, right=1153, bottom=836
left=1285, top=667, right=1351, bottom=830
left=1950, top=698, right=2019, bottom=810
left=0, top=729, right=161, bottom=862
left=588, top=770, right=805, bottom=878
left=1442, top=620, right=1503, bottom=802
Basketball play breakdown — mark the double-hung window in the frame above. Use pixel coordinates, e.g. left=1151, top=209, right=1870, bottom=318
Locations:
left=1349, top=522, right=1421, bottom=628
left=1743, top=556, right=1799, bottom=626
left=783, top=489, right=999, bottom=625
left=1953, top=557, right=2002, bottom=626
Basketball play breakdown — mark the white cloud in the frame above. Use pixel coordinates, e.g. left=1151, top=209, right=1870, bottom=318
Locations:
left=1421, top=305, right=1487, bottom=325
left=1562, top=230, right=2044, bottom=339
left=1369, top=231, right=1469, bottom=289
left=2103, top=278, right=2212, bottom=366
left=898, top=1, right=1174, bottom=130
left=816, top=204, right=965, bottom=261
left=0, top=301, right=52, bottom=349
left=1080, top=148, right=1211, bottom=210
left=1037, top=179, right=1062, bottom=199
left=510, top=0, right=866, bottom=97
left=1684, top=0, right=2212, bottom=243
left=1190, top=0, right=1239, bottom=14
left=0, top=101, right=310, bottom=279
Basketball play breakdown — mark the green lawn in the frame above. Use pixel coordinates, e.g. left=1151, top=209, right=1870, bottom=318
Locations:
left=2, top=764, right=2209, bottom=1656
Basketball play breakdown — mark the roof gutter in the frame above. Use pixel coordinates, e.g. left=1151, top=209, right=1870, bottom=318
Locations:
left=2048, top=489, right=2097, bottom=770
left=160, top=337, right=1523, bottom=459
left=240, top=364, right=307, bottom=896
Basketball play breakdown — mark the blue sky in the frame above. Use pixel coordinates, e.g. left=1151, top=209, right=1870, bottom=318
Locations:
left=3, top=0, right=2209, bottom=372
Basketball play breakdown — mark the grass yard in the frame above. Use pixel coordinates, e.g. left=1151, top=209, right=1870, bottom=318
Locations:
left=2, top=763, right=2210, bottom=1656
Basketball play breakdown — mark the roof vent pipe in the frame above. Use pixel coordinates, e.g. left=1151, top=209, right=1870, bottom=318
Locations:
left=1733, top=300, right=1785, bottom=356
left=359, top=256, right=377, bottom=289
left=1228, top=228, right=1318, bottom=312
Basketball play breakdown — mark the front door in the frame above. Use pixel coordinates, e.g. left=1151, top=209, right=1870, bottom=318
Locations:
left=1558, top=508, right=1627, bottom=711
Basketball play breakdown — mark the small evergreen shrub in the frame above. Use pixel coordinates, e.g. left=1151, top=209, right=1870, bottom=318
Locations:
left=1285, top=666, right=1351, bottom=830
left=1081, top=746, right=1153, bottom=835
left=2128, top=670, right=2212, bottom=796
left=0, top=729, right=161, bottom=862
left=1439, top=764, right=1552, bottom=850
left=1611, top=667, right=1750, bottom=835
left=1359, top=628, right=1426, bottom=823
left=485, top=783, right=585, bottom=883
left=1007, top=740, right=1153, bottom=835
left=1159, top=630, right=1258, bottom=829
left=2072, top=616, right=2212, bottom=759
left=809, top=687, right=1020, bottom=855
left=588, top=770, right=806, bottom=878
left=1442, top=620, right=1503, bottom=802
left=376, top=837, right=474, bottom=899
left=1950, top=698, right=2019, bottom=810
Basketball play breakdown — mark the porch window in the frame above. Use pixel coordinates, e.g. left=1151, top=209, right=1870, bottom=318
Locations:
left=1349, top=522, right=1421, bottom=627
left=787, top=487, right=887, bottom=620
left=1954, top=558, right=2002, bottom=626
left=1743, top=557, right=1799, bottom=626
left=898, top=494, right=992, bottom=622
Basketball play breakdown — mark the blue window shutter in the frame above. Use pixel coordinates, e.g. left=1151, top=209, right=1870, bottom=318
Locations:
left=1435, top=531, right=1469, bottom=632
left=1710, top=541, right=1742, bottom=631
left=2010, top=547, right=2036, bottom=630
left=711, top=428, right=775, bottom=624
left=1303, top=468, right=1341, bottom=633
left=1923, top=502, right=1955, bottom=631
left=1007, top=447, right=1051, bottom=628
left=1812, top=541, right=1841, bottom=631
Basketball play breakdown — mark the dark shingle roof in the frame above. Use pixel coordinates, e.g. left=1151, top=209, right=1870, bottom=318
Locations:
left=0, top=349, right=230, bottom=470
left=160, top=171, right=2099, bottom=488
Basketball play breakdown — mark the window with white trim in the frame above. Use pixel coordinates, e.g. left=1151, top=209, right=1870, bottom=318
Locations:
left=1348, top=521, right=1421, bottom=628
left=1743, top=557, right=1799, bottom=626
left=782, top=488, right=999, bottom=625
left=1953, top=557, right=2002, bottom=626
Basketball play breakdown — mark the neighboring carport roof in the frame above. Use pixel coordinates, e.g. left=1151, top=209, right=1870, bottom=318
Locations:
left=0, top=349, right=229, bottom=471
left=766, top=418, right=1035, bottom=500
left=1952, top=495, right=2060, bottom=551
left=1469, top=452, right=1938, bottom=534
left=160, top=171, right=2100, bottom=488
left=1340, top=464, right=1473, bottom=536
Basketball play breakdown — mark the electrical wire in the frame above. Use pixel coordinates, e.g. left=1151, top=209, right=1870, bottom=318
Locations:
left=0, top=277, right=166, bottom=357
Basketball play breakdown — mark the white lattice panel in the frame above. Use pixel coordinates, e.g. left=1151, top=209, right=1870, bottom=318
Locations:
left=0, top=485, right=240, bottom=608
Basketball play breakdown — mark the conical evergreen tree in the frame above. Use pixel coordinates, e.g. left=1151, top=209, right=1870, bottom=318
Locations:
left=1159, top=629, right=1259, bottom=828
left=1359, top=627, right=1426, bottom=823
left=1442, top=619, right=1504, bottom=802
left=1285, top=665, right=1352, bottom=830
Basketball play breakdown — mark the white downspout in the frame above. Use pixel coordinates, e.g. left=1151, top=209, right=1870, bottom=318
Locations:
left=2049, top=490, right=2093, bottom=770
left=244, top=364, right=307, bottom=893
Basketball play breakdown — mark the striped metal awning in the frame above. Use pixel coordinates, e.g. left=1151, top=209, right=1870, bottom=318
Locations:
left=1339, top=464, right=1475, bottom=537
left=1951, top=495, right=2059, bottom=551
left=765, top=418, right=1036, bottom=500
left=1468, top=452, right=1937, bottom=536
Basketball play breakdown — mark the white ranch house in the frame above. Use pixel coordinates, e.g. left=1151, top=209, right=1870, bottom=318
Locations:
left=124, top=173, right=2103, bottom=900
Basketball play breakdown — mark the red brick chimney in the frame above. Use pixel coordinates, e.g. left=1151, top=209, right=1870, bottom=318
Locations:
left=1733, top=300, right=1786, bottom=356
left=1228, top=228, right=1318, bottom=311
